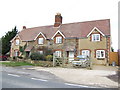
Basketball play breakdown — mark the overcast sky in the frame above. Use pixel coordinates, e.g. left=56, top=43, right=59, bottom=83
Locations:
left=0, top=0, right=119, bottom=51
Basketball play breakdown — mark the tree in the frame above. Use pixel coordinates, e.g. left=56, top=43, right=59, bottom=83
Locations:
left=111, top=47, right=114, bottom=52
left=2, top=26, right=18, bottom=55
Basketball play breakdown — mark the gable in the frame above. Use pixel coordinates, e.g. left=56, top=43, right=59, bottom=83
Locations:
left=34, top=32, right=46, bottom=40
left=51, top=30, right=65, bottom=39
left=87, top=27, right=105, bottom=37
left=10, top=34, right=21, bottom=42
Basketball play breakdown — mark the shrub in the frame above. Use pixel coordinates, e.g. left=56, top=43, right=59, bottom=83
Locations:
left=30, top=52, right=45, bottom=60
left=45, top=55, right=53, bottom=61
left=17, top=56, right=23, bottom=59
left=13, top=56, right=17, bottom=60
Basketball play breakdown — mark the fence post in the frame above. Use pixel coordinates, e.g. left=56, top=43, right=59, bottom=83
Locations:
left=53, top=53, right=55, bottom=67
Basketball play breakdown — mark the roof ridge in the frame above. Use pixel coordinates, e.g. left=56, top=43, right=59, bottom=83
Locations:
left=61, top=19, right=110, bottom=26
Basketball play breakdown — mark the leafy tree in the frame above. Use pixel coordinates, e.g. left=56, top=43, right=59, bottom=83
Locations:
left=2, top=26, right=18, bottom=55
left=111, top=47, right=114, bottom=52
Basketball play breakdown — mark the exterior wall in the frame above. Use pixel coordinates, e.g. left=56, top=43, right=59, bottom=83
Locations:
left=79, top=35, right=107, bottom=65
left=10, top=36, right=26, bottom=57
left=10, top=30, right=110, bottom=65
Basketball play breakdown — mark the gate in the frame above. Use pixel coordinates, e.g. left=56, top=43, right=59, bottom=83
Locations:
left=109, top=52, right=118, bottom=65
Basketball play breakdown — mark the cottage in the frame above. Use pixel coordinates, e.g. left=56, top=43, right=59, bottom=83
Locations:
left=10, top=13, right=111, bottom=65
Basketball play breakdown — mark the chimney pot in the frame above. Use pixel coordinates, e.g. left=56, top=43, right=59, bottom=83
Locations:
left=23, top=26, right=26, bottom=29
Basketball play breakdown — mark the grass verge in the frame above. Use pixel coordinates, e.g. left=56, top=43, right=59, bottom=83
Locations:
left=0, top=61, right=34, bottom=67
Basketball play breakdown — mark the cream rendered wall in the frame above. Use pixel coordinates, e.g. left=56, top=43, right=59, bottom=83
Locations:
left=79, top=36, right=107, bottom=65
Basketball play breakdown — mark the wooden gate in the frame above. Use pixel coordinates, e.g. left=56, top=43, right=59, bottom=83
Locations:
left=109, top=52, right=118, bottom=65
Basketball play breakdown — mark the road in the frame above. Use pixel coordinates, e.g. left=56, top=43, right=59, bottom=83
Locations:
left=1, top=66, right=91, bottom=88
left=0, top=65, right=117, bottom=89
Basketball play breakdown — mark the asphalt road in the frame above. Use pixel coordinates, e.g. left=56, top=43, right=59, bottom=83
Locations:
left=0, top=65, right=118, bottom=89
left=1, top=71, right=89, bottom=88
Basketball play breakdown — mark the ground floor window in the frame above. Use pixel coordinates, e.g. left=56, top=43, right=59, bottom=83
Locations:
left=14, top=50, right=19, bottom=56
left=38, top=50, right=43, bottom=54
left=81, top=50, right=90, bottom=57
left=55, top=51, right=62, bottom=57
left=96, top=50, right=105, bottom=58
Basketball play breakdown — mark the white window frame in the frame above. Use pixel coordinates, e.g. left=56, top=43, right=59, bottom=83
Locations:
left=92, top=34, right=100, bottom=41
left=38, top=51, right=43, bottom=54
left=15, top=39, right=20, bottom=45
left=82, top=50, right=90, bottom=57
left=14, top=50, right=18, bottom=56
left=38, top=38, right=44, bottom=44
left=56, top=36, right=62, bottom=44
left=96, top=50, right=105, bottom=58
left=55, top=51, right=62, bottom=57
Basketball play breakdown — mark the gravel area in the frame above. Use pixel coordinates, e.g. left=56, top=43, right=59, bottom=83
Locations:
left=28, top=65, right=118, bottom=88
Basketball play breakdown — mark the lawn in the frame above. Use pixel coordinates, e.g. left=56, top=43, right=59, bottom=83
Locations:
left=0, top=61, right=34, bottom=67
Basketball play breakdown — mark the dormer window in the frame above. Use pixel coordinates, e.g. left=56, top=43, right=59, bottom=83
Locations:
left=15, top=39, right=20, bottom=45
left=38, top=38, right=43, bottom=44
left=92, top=34, right=100, bottom=41
left=56, top=36, right=62, bottom=43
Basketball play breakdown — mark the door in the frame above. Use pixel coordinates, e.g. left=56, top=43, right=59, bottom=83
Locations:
left=69, top=51, right=74, bottom=62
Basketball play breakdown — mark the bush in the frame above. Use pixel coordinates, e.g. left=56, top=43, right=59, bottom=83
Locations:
left=13, top=56, right=17, bottom=60
left=45, top=55, right=53, bottom=61
left=17, top=56, right=23, bottom=59
left=30, top=52, right=45, bottom=60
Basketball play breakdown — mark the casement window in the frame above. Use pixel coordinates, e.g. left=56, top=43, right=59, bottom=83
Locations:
left=55, top=51, right=62, bottom=57
left=82, top=50, right=90, bottom=57
left=96, top=50, right=105, bottom=58
left=38, top=38, right=43, bottom=44
left=56, top=36, right=62, bottom=43
left=92, top=34, right=100, bottom=41
left=38, top=51, right=43, bottom=54
left=14, top=50, right=19, bottom=56
left=15, top=39, right=20, bottom=45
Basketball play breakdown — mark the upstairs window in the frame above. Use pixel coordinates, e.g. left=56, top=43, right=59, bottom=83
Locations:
left=56, top=36, right=62, bottom=43
left=96, top=50, right=105, bottom=58
left=92, top=34, right=100, bottom=41
left=38, top=38, right=43, bottom=44
left=55, top=51, right=62, bottom=57
left=82, top=50, right=90, bottom=57
left=15, top=39, right=20, bottom=45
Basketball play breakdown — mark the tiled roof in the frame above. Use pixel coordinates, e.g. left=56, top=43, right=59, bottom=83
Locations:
left=18, top=19, right=110, bottom=41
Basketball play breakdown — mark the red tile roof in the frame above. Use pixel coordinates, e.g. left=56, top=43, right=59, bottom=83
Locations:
left=18, top=19, right=110, bottom=41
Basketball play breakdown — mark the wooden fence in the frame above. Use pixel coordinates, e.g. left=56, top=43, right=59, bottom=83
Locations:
left=109, top=52, right=118, bottom=65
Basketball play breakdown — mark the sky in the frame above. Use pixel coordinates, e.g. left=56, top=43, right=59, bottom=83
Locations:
left=0, top=0, right=119, bottom=51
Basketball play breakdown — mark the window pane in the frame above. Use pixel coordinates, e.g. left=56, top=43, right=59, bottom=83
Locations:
left=56, top=37, right=62, bottom=43
left=39, top=51, right=43, bottom=54
left=82, top=50, right=90, bottom=56
left=96, top=50, right=105, bottom=58
left=38, top=38, right=43, bottom=44
left=92, top=34, right=100, bottom=41
left=55, top=51, right=61, bottom=57
left=16, top=40, right=19, bottom=45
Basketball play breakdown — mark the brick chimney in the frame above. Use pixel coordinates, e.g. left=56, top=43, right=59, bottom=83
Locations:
left=54, top=13, right=62, bottom=27
left=23, top=26, right=26, bottom=29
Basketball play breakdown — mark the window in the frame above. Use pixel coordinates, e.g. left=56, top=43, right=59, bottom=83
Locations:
left=56, top=37, right=62, bottom=43
left=92, top=34, right=100, bottom=41
left=82, top=50, right=90, bottom=57
left=38, top=38, right=43, bottom=44
left=38, top=51, right=43, bottom=54
left=96, top=50, right=105, bottom=58
left=14, top=50, right=18, bottom=56
left=55, top=51, right=62, bottom=57
left=16, top=39, right=20, bottom=45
